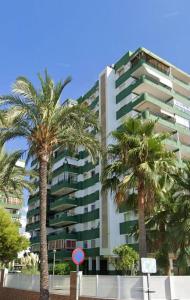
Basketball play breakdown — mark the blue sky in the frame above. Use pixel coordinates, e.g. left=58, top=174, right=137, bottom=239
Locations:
left=1, top=0, right=190, bottom=113
left=1, top=0, right=189, bottom=227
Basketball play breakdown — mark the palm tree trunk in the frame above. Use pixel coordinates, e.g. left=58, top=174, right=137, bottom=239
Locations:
left=138, top=181, right=147, bottom=259
left=39, top=158, right=49, bottom=300
left=160, top=222, right=170, bottom=275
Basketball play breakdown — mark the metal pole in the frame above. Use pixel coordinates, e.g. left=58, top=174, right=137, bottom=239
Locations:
left=147, top=273, right=151, bottom=300
left=53, top=249, right=56, bottom=276
left=76, top=265, right=80, bottom=300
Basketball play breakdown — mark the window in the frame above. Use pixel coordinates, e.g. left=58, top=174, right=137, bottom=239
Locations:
left=175, top=115, right=190, bottom=128
left=65, top=240, right=76, bottom=249
left=91, top=170, right=95, bottom=177
left=91, top=240, right=96, bottom=248
left=91, top=220, right=96, bottom=229
left=91, top=204, right=95, bottom=211
left=125, top=234, right=137, bottom=244
left=84, top=207, right=88, bottom=213
left=83, top=241, right=88, bottom=249
left=84, top=172, right=88, bottom=179
left=117, top=67, right=125, bottom=77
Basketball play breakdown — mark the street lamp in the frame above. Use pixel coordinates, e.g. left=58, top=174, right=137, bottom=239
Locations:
left=53, top=249, right=56, bottom=276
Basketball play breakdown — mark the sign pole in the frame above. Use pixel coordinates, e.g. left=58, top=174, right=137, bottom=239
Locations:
left=147, top=273, right=151, bottom=300
left=72, top=248, right=85, bottom=300
left=141, top=257, right=156, bottom=299
left=77, top=264, right=79, bottom=273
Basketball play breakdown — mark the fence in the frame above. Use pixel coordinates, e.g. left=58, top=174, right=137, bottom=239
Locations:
left=5, top=273, right=70, bottom=295
left=3, top=272, right=190, bottom=300
left=80, top=275, right=190, bottom=300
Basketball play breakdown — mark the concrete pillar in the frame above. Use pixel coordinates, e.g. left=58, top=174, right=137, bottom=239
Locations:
left=96, top=256, right=100, bottom=271
left=88, top=257, right=92, bottom=271
left=70, top=271, right=82, bottom=300
left=169, top=276, right=175, bottom=300
left=0, top=269, right=6, bottom=287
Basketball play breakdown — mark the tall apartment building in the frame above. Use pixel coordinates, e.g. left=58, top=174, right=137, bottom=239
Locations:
left=26, top=47, right=190, bottom=274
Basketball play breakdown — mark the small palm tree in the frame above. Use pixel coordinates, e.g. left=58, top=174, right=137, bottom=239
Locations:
left=147, top=162, right=190, bottom=275
left=146, top=190, right=176, bottom=274
left=171, top=161, right=190, bottom=273
left=102, top=117, right=175, bottom=259
left=0, top=146, right=33, bottom=196
left=0, top=71, right=99, bottom=300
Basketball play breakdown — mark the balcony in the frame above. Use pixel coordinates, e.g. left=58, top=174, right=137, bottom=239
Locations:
left=78, top=174, right=99, bottom=190
left=133, top=75, right=172, bottom=101
left=79, top=209, right=99, bottom=223
left=26, top=221, right=40, bottom=232
left=27, top=207, right=39, bottom=217
left=84, top=247, right=100, bottom=257
left=131, top=50, right=170, bottom=75
left=147, top=111, right=190, bottom=142
left=30, top=231, right=77, bottom=245
left=48, top=231, right=77, bottom=241
left=50, top=197, right=77, bottom=212
left=48, top=249, right=72, bottom=260
left=30, top=236, right=40, bottom=244
left=120, top=220, right=137, bottom=235
left=117, top=92, right=190, bottom=125
left=49, top=214, right=78, bottom=228
left=51, top=179, right=78, bottom=196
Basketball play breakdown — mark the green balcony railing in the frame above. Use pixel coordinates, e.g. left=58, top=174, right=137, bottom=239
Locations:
left=120, top=220, right=137, bottom=235
left=48, top=231, right=77, bottom=241
left=84, top=247, right=100, bottom=257
left=78, top=228, right=99, bottom=241
left=50, top=197, right=76, bottom=212
left=49, top=214, right=77, bottom=227
left=27, top=207, right=39, bottom=217
left=51, top=179, right=78, bottom=194
left=26, top=221, right=40, bottom=232
left=48, top=249, right=72, bottom=260
left=30, top=231, right=77, bottom=245
left=79, top=209, right=99, bottom=223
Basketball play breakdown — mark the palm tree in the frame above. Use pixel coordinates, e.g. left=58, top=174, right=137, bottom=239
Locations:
left=146, top=162, right=190, bottom=275
left=0, top=146, right=34, bottom=196
left=0, top=71, right=99, bottom=300
left=102, top=117, right=175, bottom=259
left=145, top=190, right=176, bottom=274
left=170, top=161, right=190, bottom=273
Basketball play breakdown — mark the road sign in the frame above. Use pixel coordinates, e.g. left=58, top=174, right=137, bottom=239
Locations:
left=72, top=248, right=85, bottom=265
left=141, top=258, right=157, bottom=274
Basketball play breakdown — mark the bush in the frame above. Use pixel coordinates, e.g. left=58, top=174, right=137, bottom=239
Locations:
left=49, top=261, right=75, bottom=275
left=111, top=244, right=139, bottom=275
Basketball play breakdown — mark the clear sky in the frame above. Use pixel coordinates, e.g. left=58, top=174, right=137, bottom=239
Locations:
left=1, top=0, right=189, bottom=228
left=1, top=0, right=190, bottom=114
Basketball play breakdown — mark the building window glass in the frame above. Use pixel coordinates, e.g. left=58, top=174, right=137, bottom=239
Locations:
left=83, top=241, right=88, bottom=249
left=84, top=207, right=88, bottom=213
left=91, top=240, right=96, bottom=248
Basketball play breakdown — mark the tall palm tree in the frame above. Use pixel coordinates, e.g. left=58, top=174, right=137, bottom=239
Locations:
left=0, top=71, right=99, bottom=300
left=102, top=117, right=175, bottom=259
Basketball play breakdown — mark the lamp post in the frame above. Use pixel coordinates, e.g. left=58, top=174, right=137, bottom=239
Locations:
left=53, top=249, right=56, bottom=276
